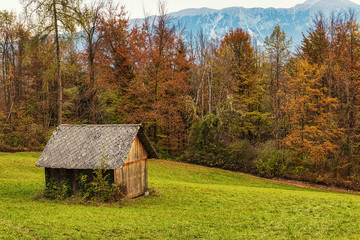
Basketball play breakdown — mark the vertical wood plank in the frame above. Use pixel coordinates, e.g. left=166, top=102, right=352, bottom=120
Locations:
left=114, top=136, right=149, bottom=198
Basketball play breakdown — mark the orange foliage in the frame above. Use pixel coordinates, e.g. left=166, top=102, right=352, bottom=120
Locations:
left=283, top=59, right=343, bottom=165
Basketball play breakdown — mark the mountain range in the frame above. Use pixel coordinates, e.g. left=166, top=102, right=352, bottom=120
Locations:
left=130, top=0, right=360, bottom=48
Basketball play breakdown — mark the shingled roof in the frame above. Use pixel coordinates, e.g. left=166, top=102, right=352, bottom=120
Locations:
left=36, top=124, right=158, bottom=169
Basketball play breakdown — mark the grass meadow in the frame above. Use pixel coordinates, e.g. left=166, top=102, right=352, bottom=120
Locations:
left=0, top=152, right=360, bottom=239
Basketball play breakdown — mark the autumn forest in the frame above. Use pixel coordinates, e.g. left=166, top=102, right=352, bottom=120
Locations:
left=1, top=0, right=360, bottom=189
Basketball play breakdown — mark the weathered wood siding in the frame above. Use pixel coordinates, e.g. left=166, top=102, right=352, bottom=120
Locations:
left=114, top=136, right=148, bottom=198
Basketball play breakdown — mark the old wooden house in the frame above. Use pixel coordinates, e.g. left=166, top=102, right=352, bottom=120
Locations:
left=36, top=124, right=158, bottom=198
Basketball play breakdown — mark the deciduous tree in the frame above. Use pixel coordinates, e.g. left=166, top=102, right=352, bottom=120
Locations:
left=264, top=25, right=292, bottom=148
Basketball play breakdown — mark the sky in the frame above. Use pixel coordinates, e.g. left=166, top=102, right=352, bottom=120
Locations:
left=2, top=0, right=360, bottom=18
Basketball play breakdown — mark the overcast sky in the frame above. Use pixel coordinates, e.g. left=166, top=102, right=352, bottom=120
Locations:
left=2, top=0, right=360, bottom=18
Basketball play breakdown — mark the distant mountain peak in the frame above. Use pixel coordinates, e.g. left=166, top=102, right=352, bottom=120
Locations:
left=170, top=8, right=217, bottom=17
left=302, top=0, right=321, bottom=5
left=302, top=0, right=356, bottom=4
left=296, top=0, right=359, bottom=10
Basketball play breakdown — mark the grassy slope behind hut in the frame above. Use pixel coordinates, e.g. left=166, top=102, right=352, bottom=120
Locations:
left=0, top=153, right=360, bottom=239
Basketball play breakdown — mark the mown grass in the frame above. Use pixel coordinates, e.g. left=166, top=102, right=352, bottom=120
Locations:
left=0, top=152, right=360, bottom=239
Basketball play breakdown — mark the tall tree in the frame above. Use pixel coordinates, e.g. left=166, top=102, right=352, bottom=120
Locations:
left=301, top=12, right=329, bottom=65
left=0, top=11, right=18, bottom=120
left=23, top=0, right=76, bottom=125
left=299, top=10, right=360, bottom=177
left=264, top=25, right=292, bottom=148
left=283, top=58, right=342, bottom=172
left=72, top=0, right=107, bottom=123
left=218, top=28, right=269, bottom=142
left=117, top=1, right=193, bottom=154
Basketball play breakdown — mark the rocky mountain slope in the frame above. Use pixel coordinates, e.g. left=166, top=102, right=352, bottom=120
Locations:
left=131, top=0, right=360, bottom=48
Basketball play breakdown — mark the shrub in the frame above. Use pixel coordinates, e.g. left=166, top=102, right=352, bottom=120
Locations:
left=78, top=160, right=120, bottom=202
left=45, top=178, right=72, bottom=200
left=44, top=179, right=59, bottom=199
left=183, top=114, right=224, bottom=166
left=78, top=173, right=94, bottom=200
left=255, top=141, right=289, bottom=178
left=0, top=112, right=48, bottom=152
left=223, top=141, right=258, bottom=172
left=92, top=161, right=117, bottom=202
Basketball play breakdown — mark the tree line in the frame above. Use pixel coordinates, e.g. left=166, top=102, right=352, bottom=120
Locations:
left=1, top=0, right=360, bottom=189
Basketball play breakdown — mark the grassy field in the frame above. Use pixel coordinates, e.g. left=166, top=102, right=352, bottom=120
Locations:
left=0, top=153, right=360, bottom=239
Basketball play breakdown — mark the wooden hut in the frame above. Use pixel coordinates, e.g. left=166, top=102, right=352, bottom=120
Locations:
left=36, top=124, right=158, bottom=198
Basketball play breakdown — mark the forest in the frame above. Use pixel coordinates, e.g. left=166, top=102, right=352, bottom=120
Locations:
left=1, top=0, right=360, bottom=190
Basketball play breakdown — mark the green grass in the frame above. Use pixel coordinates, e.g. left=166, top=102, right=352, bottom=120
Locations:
left=0, top=153, right=360, bottom=239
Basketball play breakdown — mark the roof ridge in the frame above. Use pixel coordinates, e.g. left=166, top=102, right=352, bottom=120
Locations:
left=59, top=124, right=142, bottom=127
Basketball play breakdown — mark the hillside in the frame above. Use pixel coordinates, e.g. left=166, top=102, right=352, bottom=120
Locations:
left=1, top=153, right=360, bottom=239
left=130, top=0, right=360, bottom=47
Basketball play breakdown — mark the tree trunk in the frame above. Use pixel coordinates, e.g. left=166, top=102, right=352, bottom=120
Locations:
left=53, top=0, right=62, bottom=125
left=89, top=37, right=96, bottom=123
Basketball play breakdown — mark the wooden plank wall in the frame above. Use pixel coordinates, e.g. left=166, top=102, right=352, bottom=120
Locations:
left=114, top=136, right=148, bottom=198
